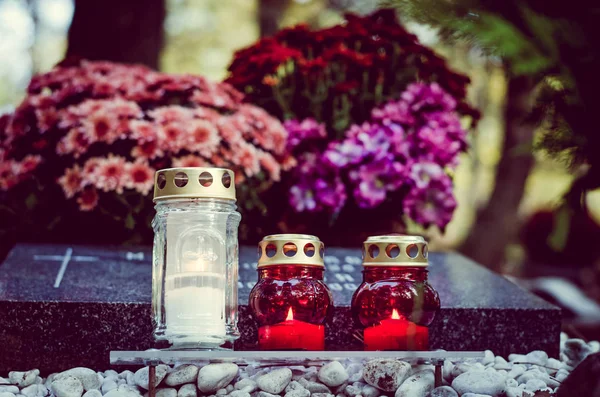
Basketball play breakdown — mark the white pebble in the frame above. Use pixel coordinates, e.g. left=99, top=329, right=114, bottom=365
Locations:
left=507, top=365, right=526, bottom=379
left=215, top=389, right=227, bottom=396
left=472, top=363, right=486, bottom=372
left=462, top=394, right=493, bottom=397
left=283, top=389, right=309, bottom=397
left=19, top=385, right=47, bottom=397
left=394, top=370, right=434, bottom=397
left=297, top=379, right=331, bottom=394
left=51, top=376, right=84, bottom=397
left=0, top=388, right=19, bottom=395
left=103, top=385, right=142, bottom=397
left=44, top=375, right=57, bottom=390
left=59, top=368, right=101, bottom=391
left=9, top=371, right=39, bottom=388
left=346, top=364, right=362, bottom=378
left=0, top=392, right=16, bottom=397
left=508, top=354, right=526, bottom=363
left=228, top=392, right=250, bottom=397
left=451, top=364, right=473, bottom=378
left=545, top=358, right=561, bottom=372
left=363, top=360, right=411, bottom=392
left=483, top=351, right=495, bottom=365
left=589, top=341, right=600, bottom=353
left=196, top=365, right=238, bottom=394
left=362, top=385, right=380, bottom=397
left=524, top=351, right=548, bottom=366
left=82, top=390, right=102, bottom=397
left=102, top=380, right=118, bottom=394
left=318, top=362, right=348, bottom=388
left=134, top=366, right=169, bottom=391
left=524, top=379, right=546, bottom=392
left=256, top=369, right=292, bottom=394
left=226, top=385, right=234, bottom=392
left=117, top=372, right=133, bottom=381
left=234, top=379, right=257, bottom=393
left=504, top=388, right=524, bottom=397
left=177, top=384, right=196, bottom=397
left=285, top=381, right=304, bottom=394
left=428, top=386, right=458, bottom=397
left=155, top=388, right=177, bottom=397
left=492, top=357, right=509, bottom=370
left=125, top=373, right=135, bottom=387
left=528, top=366, right=547, bottom=374
left=516, top=370, right=548, bottom=385
left=257, top=392, right=280, bottom=397
left=451, top=371, right=505, bottom=396
left=442, top=361, right=454, bottom=381
left=344, top=385, right=361, bottom=397
left=506, top=378, right=518, bottom=388
left=555, top=369, right=569, bottom=382
left=165, top=365, right=198, bottom=387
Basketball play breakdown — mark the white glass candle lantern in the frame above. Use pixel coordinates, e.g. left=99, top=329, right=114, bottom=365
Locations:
left=152, top=167, right=241, bottom=349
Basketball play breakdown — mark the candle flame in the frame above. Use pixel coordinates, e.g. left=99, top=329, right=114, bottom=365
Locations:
left=391, top=309, right=401, bottom=320
left=286, top=307, right=294, bottom=321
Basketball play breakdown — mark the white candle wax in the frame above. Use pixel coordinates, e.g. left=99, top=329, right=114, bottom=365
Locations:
left=164, top=272, right=226, bottom=345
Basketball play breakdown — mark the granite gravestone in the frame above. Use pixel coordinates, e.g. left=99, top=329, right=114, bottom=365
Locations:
left=0, top=243, right=560, bottom=373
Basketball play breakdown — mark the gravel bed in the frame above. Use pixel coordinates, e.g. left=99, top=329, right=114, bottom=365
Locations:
left=1, top=333, right=598, bottom=397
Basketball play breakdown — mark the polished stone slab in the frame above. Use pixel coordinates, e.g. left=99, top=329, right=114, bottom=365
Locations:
left=0, top=243, right=560, bottom=373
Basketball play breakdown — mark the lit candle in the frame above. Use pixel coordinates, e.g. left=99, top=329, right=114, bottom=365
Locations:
left=258, top=308, right=325, bottom=350
left=363, top=309, right=429, bottom=351
left=164, top=253, right=226, bottom=346
left=151, top=167, right=241, bottom=349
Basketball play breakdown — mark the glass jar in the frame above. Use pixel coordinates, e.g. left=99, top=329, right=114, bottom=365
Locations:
left=351, top=235, right=440, bottom=351
left=249, top=234, right=333, bottom=350
left=152, top=167, right=241, bottom=349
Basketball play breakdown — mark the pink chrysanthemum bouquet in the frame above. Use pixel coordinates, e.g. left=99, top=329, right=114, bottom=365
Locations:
left=0, top=60, right=289, bottom=244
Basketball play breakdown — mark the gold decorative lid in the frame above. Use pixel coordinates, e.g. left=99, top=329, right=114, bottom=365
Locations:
left=362, top=234, right=429, bottom=267
left=153, top=167, right=236, bottom=202
left=258, top=234, right=325, bottom=268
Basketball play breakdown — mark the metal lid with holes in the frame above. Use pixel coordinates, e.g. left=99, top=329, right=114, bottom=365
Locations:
left=153, top=167, right=236, bottom=202
left=362, top=234, right=428, bottom=267
left=258, top=234, right=325, bottom=268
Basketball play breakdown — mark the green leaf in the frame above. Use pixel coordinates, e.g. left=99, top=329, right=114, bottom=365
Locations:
left=125, top=213, right=136, bottom=230
left=25, top=194, right=37, bottom=210
left=548, top=205, right=570, bottom=251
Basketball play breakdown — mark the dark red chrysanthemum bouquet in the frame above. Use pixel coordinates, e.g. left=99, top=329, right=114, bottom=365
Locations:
left=226, top=9, right=479, bottom=241
left=0, top=60, right=290, bottom=246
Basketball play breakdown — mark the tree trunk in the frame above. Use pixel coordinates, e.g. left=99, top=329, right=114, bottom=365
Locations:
left=460, top=75, right=536, bottom=271
left=67, top=0, right=165, bottom=69
left=258, top=0, right=290, bottom=37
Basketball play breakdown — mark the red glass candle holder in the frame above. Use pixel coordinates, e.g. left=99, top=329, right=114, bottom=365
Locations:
left=249, top=234, right=333, bottom=350
left=351, top=235, right=440, bottom=351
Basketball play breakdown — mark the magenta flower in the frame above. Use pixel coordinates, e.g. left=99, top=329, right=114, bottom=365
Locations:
left=286, top=82, right=468, bottom=230
left=288, top=151, right=346, bottom=213
left=284, top=118, right=327, bottom=152
left=402, top=174, right=457, bottom=229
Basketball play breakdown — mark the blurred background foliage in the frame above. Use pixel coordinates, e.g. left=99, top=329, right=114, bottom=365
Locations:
left=1, top=0, right=600, bottom=281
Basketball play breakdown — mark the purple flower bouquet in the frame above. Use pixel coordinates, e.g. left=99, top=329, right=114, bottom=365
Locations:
left=227, top=10, right=477, bottom=244
left=284, top=83, right=466, bottom=238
